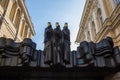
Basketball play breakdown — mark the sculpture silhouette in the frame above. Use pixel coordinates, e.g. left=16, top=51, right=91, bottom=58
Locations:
left=52, top=22, right=63, bottom=65
left=0, top=23, right=120, bottom=80
left=0, top=25, right=120, bottom=69
left=62, top=23, right=70, bottom=64
left=44, top=22, right=53, bottom=65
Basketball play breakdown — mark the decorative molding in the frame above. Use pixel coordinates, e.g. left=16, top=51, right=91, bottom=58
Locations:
left=76, top=0, right=120, bottom=44
left=94, top=4, right=120, bottom=42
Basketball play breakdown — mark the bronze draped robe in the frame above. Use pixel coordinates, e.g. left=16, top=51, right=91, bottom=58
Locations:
left=62, top=27, right=70, bottom=64
left=53, top=26, right=62, bottom=65
left=44, top=26, right=53, bottom=64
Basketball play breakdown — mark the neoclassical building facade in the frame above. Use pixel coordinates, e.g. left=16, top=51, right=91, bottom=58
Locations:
left=76, top=0, right=120, bottom=49
left=0, top=0, right=35, bottom=41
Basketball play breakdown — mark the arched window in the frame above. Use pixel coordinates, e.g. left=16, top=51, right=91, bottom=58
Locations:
left=9, top=2, right=17, bottom=22
left=14, top=9, right=21, bottom=28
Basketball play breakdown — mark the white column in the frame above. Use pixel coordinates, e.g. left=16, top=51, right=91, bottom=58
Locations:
left=18, top=20, right=23, bottom=36
left=22, top=23, right=26, bottom=38
left=88, top=21, right=94, bottom=41
left=5, top=0, right=12, bottom=17
left=93, top=11, right=99, bottom=33
left=27, top=28, right=30, bottom=38
left=18, top=14, right=24, bottom=36
left=14, top=15, right=22, bottom=41
left=85, top=30, right=88, bottom=41
left=13, top=7, right=18, bottom=24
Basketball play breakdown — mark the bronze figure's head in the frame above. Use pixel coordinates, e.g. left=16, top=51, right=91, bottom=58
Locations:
left=47, top=22, right=51, bottom=27
left=64, top=22, right=68, bottom=27
left=56, top=22, right=59, bottom=28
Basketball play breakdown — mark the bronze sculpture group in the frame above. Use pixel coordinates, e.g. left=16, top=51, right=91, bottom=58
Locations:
left=0, top=22, right=120, bottom=80
left=44, top=22, right=70, bottom=66
left=0, top=23, right=120, bottom=68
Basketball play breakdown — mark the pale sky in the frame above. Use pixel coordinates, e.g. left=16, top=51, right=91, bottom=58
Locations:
left=26, top=0, right=86, bottom=50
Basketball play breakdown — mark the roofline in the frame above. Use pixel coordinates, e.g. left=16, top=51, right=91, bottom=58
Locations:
left=20, top=0, right=36, bottom=35
left=76, top=0, right=93, bottom=43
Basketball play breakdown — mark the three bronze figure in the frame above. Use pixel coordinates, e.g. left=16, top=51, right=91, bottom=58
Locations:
left=0, top=22, right=120, bottom=68
left=43, top=22, right=120, bottom=67
left=44, top=22, right=70, bottom=65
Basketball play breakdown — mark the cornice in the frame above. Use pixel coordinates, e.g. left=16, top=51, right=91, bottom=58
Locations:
left=18, top=0, right=35, bottom=35
left=76, top=0, right=94, bottom=42
left=76, top=1, right=120, bottom=43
